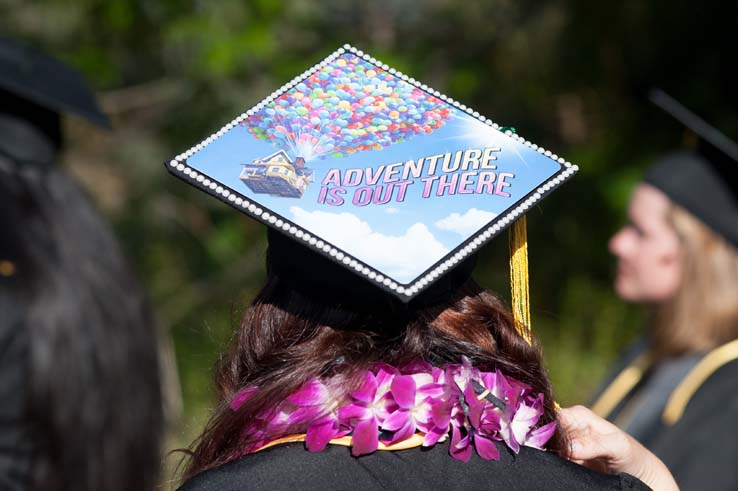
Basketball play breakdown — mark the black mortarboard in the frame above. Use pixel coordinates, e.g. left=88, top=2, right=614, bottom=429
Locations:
left=0, top=37, right=110, bottom=128
left=645, top=89, right=738, bottom=247
left=166, top=44, right=577, bottom=332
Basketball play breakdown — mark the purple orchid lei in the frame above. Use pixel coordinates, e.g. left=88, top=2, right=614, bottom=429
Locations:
left=230, top=357, right=557, bottom=462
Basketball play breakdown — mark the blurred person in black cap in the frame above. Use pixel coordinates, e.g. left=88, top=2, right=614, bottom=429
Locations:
left=592, top=89, right=738, bottom=490
left=0, top=37, right=163, bottom=490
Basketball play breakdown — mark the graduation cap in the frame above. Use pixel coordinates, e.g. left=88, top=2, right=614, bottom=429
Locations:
left=645, top=89, right=738, bottom=247
left=0, top=36, right=110, bottom=128
left=166, top=45, right=577, bottom=340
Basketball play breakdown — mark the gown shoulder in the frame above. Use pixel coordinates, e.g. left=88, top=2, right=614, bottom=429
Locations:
left=179, top=441, right=650, bottom=491
left=650, top=356, right=738, bottom=491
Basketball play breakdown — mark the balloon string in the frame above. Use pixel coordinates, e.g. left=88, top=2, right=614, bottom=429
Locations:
left=509, top=217, right=532, bottom=344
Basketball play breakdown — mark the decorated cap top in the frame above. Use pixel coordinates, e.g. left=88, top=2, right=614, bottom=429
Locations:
left=166, top=45, right=577, bottom=302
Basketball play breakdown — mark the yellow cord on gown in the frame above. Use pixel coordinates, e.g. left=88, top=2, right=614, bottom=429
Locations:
left=509, top=216, right=531, bottom=345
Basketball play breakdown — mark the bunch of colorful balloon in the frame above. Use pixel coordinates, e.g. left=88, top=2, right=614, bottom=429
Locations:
left=245, top=54, right=452, bottom=162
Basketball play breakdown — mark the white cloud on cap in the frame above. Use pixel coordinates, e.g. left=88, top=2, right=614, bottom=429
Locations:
left=434, top=208, right=498, bottom=236
left=289, top=206, right=449, bottom=283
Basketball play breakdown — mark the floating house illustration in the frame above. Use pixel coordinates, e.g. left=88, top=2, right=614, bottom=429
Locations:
left=239, top=150, right=314, bottom=198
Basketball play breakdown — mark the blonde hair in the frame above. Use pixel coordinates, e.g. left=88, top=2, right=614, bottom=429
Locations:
left=651, top=204, right=738, bottom=357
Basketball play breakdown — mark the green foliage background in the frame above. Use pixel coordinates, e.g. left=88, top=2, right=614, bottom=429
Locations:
left=3, top=0, right=736, bottom=486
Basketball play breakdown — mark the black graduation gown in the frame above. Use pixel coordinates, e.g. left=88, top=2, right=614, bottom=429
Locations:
left=0, top=278, right=33, bottom=490
left=592, top=339, right=738, bottom=490
left=650, top=358, right=738, bottom=489
left=178, top=441, right=649, bottom=491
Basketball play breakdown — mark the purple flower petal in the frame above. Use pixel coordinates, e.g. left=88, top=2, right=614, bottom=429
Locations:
left=502, top=425, right=520, bottom=454
left=510, top=394, right=544, bottom=445
left=285, top=406, right=322, bottom=425
left=288, top=379, right=327, bottom=406
left=450, top=361, right=474, bottom=392
left=230, top=387, right=258, bottom=411
left=391, top=375, right=416, bottom=409
left=338, top=403, right=371, bottom=421
left=507, top=377, right=531, bottom=406
left=423, top=425, right=449, bottom=447
left=375, top=365, right=396, bottom=394
left=373, top=398, right=395, bottom=423
left=430, top=366, right=446, bottom=384
left=412, top=402, right=434, bottom=427
left=306, top=415, right=340, bottom=452
left=478, top=408, right=501, bottom=434
left=495, top=371, right=516, bottom=406
left=351, top=417, right=379, bottom=456
left=382, top=409, right=411, bottom=432
left=474, top=434, right=500, bottom=461
left=449, top=425, right=472, bottom=462
left=417, top=382, right=445, bottom=398
left=374, top=362, right=399, bottom=377
left=479, top=370, right=496, bottom=389
left=410, top=371, right=433, bottom=385
left=524, top=420, right=557, bottom=450
left=352, top=371, right=378, bottom=404
left=389, top=419, right=415, bottom=444
left=430, top=400, right=452, bottom=428
left=465, top=385, right=485, bottom=428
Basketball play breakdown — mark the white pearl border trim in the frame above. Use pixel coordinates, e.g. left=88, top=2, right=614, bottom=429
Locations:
left=167, top=44, right=580, bottom=300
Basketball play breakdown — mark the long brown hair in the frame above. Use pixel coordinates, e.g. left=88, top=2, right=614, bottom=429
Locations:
left=182, top=274, right=563, bottom=481
left=650, top=203, right=738, bottom=357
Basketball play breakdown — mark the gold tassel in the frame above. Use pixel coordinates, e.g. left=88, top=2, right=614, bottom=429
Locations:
left=509, top=216, right=532, bottom=344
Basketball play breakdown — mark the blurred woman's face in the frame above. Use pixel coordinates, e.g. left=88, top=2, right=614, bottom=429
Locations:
left=609, top=184, right=684, bottom=303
